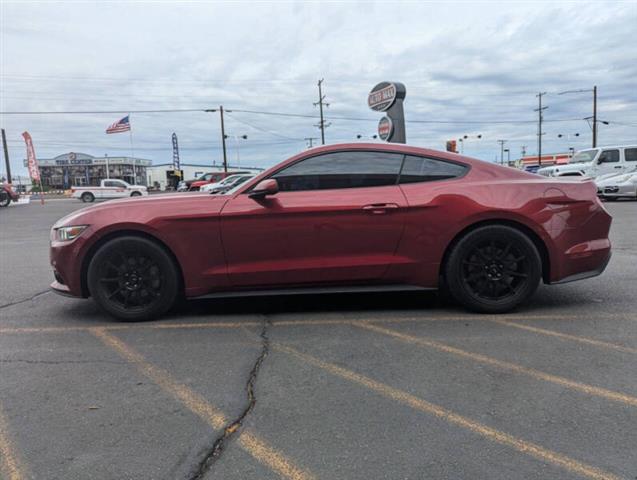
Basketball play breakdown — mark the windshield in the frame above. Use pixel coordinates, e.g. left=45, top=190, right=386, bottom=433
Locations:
left=220, top=175, right=240, bottom=185
left=570, top=149, right=597, bottom=163
left=221, top=176, right=255, bottom=194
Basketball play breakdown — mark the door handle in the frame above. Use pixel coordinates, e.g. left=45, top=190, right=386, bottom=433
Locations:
left=614, top=166, right=622, bottom=169
left=362, top=203, right=399, bottom=214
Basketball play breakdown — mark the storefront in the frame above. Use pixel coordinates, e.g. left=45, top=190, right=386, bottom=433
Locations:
left=27, top=152, right=152, bottom=189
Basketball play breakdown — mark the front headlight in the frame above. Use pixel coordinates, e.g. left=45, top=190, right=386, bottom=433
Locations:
left=56, top=225, right=88, bottom=241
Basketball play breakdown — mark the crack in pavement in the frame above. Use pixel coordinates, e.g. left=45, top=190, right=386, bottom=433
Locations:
left=0, top=290, right=50, bottom=310
left=187, top=316, right=271, bottom=480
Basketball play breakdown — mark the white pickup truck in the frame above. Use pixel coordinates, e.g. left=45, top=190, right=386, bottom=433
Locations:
left=72, top=179, right=148, bottom=202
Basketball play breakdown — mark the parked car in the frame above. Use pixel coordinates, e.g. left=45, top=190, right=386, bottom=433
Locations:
left=177, top=172, right=224, bottom=192
left=595, top=171, right=637, bottom=200
left=200, top=173, right=255, bottom=194
left=536, top=145, right=637, bottom=177
left=72, top=179, right=148, bottom=203
left=0, top=183, right=20, bottom=207
left=50, top=143, right=612, bottom=321
left=181, top=171, right=252, bottom=191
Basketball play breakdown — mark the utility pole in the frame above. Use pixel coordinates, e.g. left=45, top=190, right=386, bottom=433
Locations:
left=219, top=106, right=228, bottom=173
left=592, top=85, right=598, bottom=148
left=304, top=137, right=318, bottom=148
left=314, top=79, right=329, bottom=145
left=497, top=139, right=507, bottom=165
left=534, top=92, right=548, bottom=166
left=205, top=107, right=229, bottom=173
left=1, top=129, right=12, bottom=183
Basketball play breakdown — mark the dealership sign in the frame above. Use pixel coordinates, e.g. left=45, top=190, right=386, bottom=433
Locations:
left=377, top=116, right=393, bottom=141
left=368, top=82, right=398, bottom=112
left=368, top=81, right=407, bottom=143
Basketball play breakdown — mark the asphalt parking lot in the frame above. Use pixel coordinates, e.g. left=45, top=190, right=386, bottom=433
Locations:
left=1, top=198, right=636, bottom=480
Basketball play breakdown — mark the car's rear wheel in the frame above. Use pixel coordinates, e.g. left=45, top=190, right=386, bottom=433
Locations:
left=445, top=225, right=541, bottom=313
left=130, top=191, right=142, bottom=197
left=87, top=236, right=179, bottom=321
left=81, top=192, right=95, bottom=203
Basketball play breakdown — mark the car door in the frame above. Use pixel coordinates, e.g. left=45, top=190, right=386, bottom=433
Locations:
left=596, top=149, right=622, bottom=175
left=219, top=150, right=408, bottom=288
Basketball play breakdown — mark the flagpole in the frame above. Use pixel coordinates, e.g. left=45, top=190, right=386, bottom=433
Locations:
left=128, top=114, right=136, bottom=184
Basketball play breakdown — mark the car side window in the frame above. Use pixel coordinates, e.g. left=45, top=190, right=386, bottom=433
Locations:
left=104, top=181, right=118, bottom=187
left=624, top=148, right=637, bottom=162
left=272, top=151, right=404, bottom=192
left=599, top=150, right=620, bottom=163
left=399, top=155, right=468, bottom=184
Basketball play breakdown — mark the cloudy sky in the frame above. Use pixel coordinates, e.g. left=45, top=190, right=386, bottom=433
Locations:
left=1, top=0, right=636, bottom=176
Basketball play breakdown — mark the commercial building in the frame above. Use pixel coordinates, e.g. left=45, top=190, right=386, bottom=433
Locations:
left=26, top=152, right=151, bottom=189
left=24, top=152, right=264, bottom=191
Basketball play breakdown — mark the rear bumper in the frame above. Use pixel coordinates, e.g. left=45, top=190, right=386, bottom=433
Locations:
left=550, top=250, right=611, bottom=284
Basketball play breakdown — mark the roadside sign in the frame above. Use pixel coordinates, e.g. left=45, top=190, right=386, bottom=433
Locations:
left=367, top=81, right=407, bottom=143
left=378, top=116, right=393, bottom=141
left=368, top=82, right=398, bottom=112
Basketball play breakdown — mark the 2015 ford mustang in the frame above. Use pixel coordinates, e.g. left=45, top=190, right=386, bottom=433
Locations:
left=50, top=143, right=612, bottom=321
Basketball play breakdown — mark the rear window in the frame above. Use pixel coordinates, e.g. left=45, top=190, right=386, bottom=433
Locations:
left=399, top=155, right=468, bottom=184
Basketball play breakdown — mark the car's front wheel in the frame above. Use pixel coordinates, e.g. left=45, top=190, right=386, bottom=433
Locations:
left=445, top=225, right=542, bottom=313
left=87, top=236, right=179, bottom=321
left=81, top=192, right=95, bottom=203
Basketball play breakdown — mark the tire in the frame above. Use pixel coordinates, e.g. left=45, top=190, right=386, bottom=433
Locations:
left=444, top=225, right=542, bottom=314
left=87, top=236, right=179, bottom=321
left=81, top=192, right=95, bottom=203
left=0, top=195, right=10, bottom=207
left=130, top=191, right=142, bottom=197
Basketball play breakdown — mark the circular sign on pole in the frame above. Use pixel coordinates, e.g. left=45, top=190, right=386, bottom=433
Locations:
left=378, top=116, right=393, bottom=141
left=368, top=82, right=398, bottom=112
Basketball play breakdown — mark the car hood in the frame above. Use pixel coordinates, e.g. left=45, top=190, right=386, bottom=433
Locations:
left=53, top=192, right=228, bottom=229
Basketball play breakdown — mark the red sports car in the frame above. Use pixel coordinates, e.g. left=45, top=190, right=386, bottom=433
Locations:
left=50, top=143, right=612, bottom=321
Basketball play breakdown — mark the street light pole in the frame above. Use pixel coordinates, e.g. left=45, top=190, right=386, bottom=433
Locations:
left=497, top=139, right=507, bottom=165
left=558, top=86, right=597, bottom=148
left=592, top=85, right=598, bottom=148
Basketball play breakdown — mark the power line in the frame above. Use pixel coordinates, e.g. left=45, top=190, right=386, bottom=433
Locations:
left=0, top=108, right=206, bottom=115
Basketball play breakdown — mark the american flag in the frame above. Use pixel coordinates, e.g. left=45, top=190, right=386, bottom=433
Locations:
left=106, top=115, right=131, bottom=134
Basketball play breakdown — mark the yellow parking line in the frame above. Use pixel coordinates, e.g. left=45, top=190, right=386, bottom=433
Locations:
left=0, top=405, right=25, bottom=480
left=353, top=322, right=637, bottom=408
left=90, top=328, right=314, bottom=480
left=0, top=311, right=633, bottom=336
left=275, top=343, right=620, bottom=480
left=487, top=319, right=637, bottom=355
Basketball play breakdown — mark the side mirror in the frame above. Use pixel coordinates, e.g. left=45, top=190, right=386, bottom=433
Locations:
left=249, top=178, right=279, bottom=199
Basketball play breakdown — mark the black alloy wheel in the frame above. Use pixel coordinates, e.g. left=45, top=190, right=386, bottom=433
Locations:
left=88, top=236, right=179, bottom=321
left=445, top=225, right=541, bottom=313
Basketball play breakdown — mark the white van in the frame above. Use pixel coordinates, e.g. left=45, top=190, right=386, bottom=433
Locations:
left=536, top=145, right=637, bottom=178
